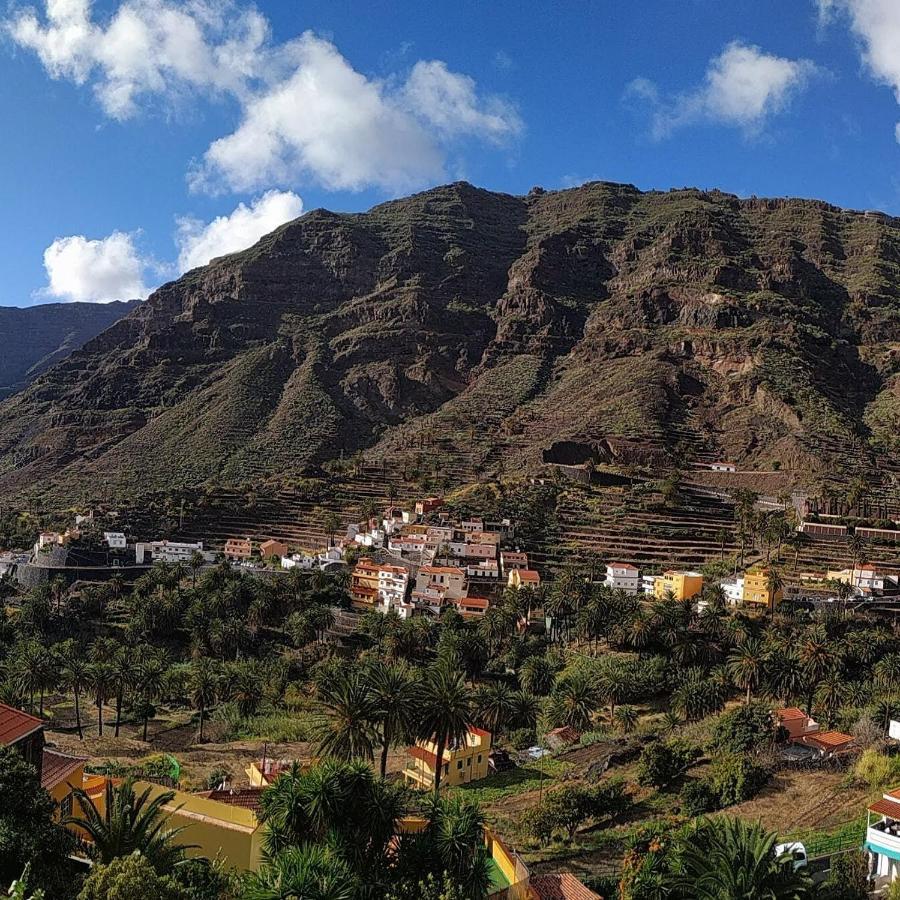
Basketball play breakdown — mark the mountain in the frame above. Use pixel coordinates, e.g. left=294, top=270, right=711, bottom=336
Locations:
left=0, top=300, right=141, bottom=400
left=2, top=180, right=900, bottom=508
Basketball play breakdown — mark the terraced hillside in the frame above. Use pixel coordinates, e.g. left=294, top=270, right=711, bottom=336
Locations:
left=4, top=181, right=900, bottom=514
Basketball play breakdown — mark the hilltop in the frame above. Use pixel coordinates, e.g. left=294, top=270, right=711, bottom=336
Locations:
left=1, top=181, right=900, bottom=508
left=0, top=300, right=140, bottom=399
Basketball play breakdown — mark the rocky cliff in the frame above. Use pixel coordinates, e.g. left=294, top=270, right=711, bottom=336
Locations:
left=0, top=300, right=140, bottom=399
left=1, top=181, right=899, bottom=506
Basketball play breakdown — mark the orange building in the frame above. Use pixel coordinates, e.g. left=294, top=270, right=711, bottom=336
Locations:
left=224, top=538, right=253, bottom=560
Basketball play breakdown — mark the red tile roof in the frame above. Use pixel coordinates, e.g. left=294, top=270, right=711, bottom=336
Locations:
left=870, top=797, right=900, bottom=817
left=41, top=749, right=86, bottom=791
left=801, top=731, right=853, bottom=752
left=776, top=707, right=808, bottom=722
left=408, top=745, right=439, bottom=767
left=203, top=787, right=265, bottom=812
left=530, top=874, right=602, bottom=900
left=0, top=703, right=43, bottom=747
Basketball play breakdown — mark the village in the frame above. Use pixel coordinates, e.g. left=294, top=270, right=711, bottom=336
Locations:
left=5, top=473, right=900, bottom=897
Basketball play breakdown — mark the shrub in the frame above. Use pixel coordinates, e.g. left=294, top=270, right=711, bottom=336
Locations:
left=637, top=740, right=698, bottom=789
left=508, top=728, right=535, bottom=751
left=819, top=849, right=869, bottom=900
left=680, top=779, right=720, bottom=817
left=78, top=853, right=186, bottom=900
left=709, top=754, right=770, bottom=807
left=855, top=749, right=900, bottom=790
left=709, top=703, right=775, bottom=755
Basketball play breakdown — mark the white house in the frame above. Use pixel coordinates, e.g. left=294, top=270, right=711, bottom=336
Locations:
left=710, top=462, right=737, bottom=473
left=719, top=577, right=745, bottom=606
left=104, top=532, right=127, bottom=550
left=281, top=553, right=315, bottom=571
left=135, top=540, right=209, bottom=565
left=605, top=563, right=640, bottom=594
left=641, top=574, right=658, bottom=595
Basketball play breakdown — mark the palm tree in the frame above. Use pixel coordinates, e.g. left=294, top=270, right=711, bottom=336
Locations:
left=242, top=845, right=356, bottom=900
left=88, top=661, right=115, bottom=737
left=551, top=673, right=597, bottom=731
left=367, top=661, right=416, bottom=778
left=518, top=655, right=555, bottom=696
left=727, top=638, right=766, bottom=704
left=185, top=658, right=217, bottom=744
left=314, top=669, right=378, bottom=762
left=474, top=682, right=515, bottom=738
left=613, top=705, right=639, bottom=734
left=137, top=651, right=168, bottom=742
left=66, top=777, right=192, bottom=874
left=664, top=816, right=812, bottom=899
left=59, top=641, right=89, bottom=739
left=416, top=663, right=475, bottom=796
left=111, top=650, right=138, bottom=739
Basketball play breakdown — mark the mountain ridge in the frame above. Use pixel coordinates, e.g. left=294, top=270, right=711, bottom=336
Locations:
left=0, top=299, right=141, bottom=400
left=2, top=180, right=900, bottom=508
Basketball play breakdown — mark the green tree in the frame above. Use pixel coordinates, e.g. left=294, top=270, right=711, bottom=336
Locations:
left=77, top=853, right=186, bottom=900
left=0, top=747, right=74, bottom=896
left=59, top=640, right=90, bottom=740
left=550, top=673, right=597, bottom=731
left=416, top=663, right=475, bottom=796
left=314, top=669, right=378, bottom=763
left=663, top=817, right=812, bottom=899
left=727, top=638, right=766, bottom=705
left=188, top=658, right=219, bottom=744
left=242, top=845, right=356, bottom=900
left=367, top=661, right=416, bottom=779
left=67, top=778, right=191, bottom=874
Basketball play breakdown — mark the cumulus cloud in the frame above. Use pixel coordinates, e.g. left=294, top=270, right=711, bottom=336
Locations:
left=42, top=231, right=149, bottom=302
left=7, top=0, right=268, bottom=119
left=818, top=0, right=900, bottom=142
left=629, top=41, right=818, bottom=138
left=192, top=35, right=521, bottom=194
left=176, top=189, right=303, bottom=271
left=7, top=2, right=522, bottom=193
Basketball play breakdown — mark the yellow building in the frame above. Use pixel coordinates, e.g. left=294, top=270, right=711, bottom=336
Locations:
left=404, top=727, right=492, bottom=790
left=41, top=749, right=86, bottom=819
left=654, top=570, right=704, bottom=601
left=245, top=756, right=317, bottom=787
left=349, top=558, right=381, bottom=609
left=743, top=568, right=783, bottom=609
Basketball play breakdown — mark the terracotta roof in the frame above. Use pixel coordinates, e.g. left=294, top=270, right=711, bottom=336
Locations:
left=802, top=730, right=853, bottom=751
left=41, top=749, right=86, bottom=791
left=607, top=562, right=637, bottom=570
left=776, top=707, right=808, bottom=722
left=457, top=597, right=490, bottom=609
left=421, top=565, right=465, bottom=575
left=516, top=569, right=540, bottom=582
left=547, top=726, right=581, bottom=744
left=870, top=797, right=900, bottom=817
left=0, top=703, right=43, bottom=747
left=530, top=874, right=602, bottom=900
left=408, top=745, right=439, bottom=767
left=470, top=726, right=491, bottom=740
left=204, top=787, right=265, bottom=812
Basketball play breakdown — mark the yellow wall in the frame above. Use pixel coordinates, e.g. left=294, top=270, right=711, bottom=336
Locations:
left=654, top=571, right=703, bottom=601
left=404, top=731, right=491, bottom=790
left=743, top=570, right=782, bottom=608
left=47, top=763, right=85, bottom=820
left=137, top=782, right=264, bottom=872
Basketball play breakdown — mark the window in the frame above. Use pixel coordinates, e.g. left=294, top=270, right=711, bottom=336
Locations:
left=467, top=758, right=471, bottom=767
left=60, top=792, right=73, bottom=819
left=457, top=760, right=463, bottom=770
left=443, top=764, right=449, bottom=775
left=477, top=755, right=482, bottom=764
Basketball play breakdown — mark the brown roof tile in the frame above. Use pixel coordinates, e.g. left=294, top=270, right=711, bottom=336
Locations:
left=0, top=703, right=43, bottom=747
left=41, top=749, right=86, bottom=791
left=530, top=874, right=602, bottom=899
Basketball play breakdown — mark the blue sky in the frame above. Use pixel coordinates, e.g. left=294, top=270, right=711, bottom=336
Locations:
left=2, top=0, right=900, bottom=306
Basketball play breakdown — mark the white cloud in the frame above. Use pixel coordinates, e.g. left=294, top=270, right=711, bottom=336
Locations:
left=630, top=41, right=818, bottom=138
left=192, top=35, right=521, bottom=194
left=42, top=231, right=149, bottom=302
left=7, top=0, right=268, bottom=119
left=176, top=189, right=303, bottom=271
left=818, top=0, right=900, bottom=142
left=7, top=2, right=522, bottom=193
left=403, top=60, right=522, bottom=142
